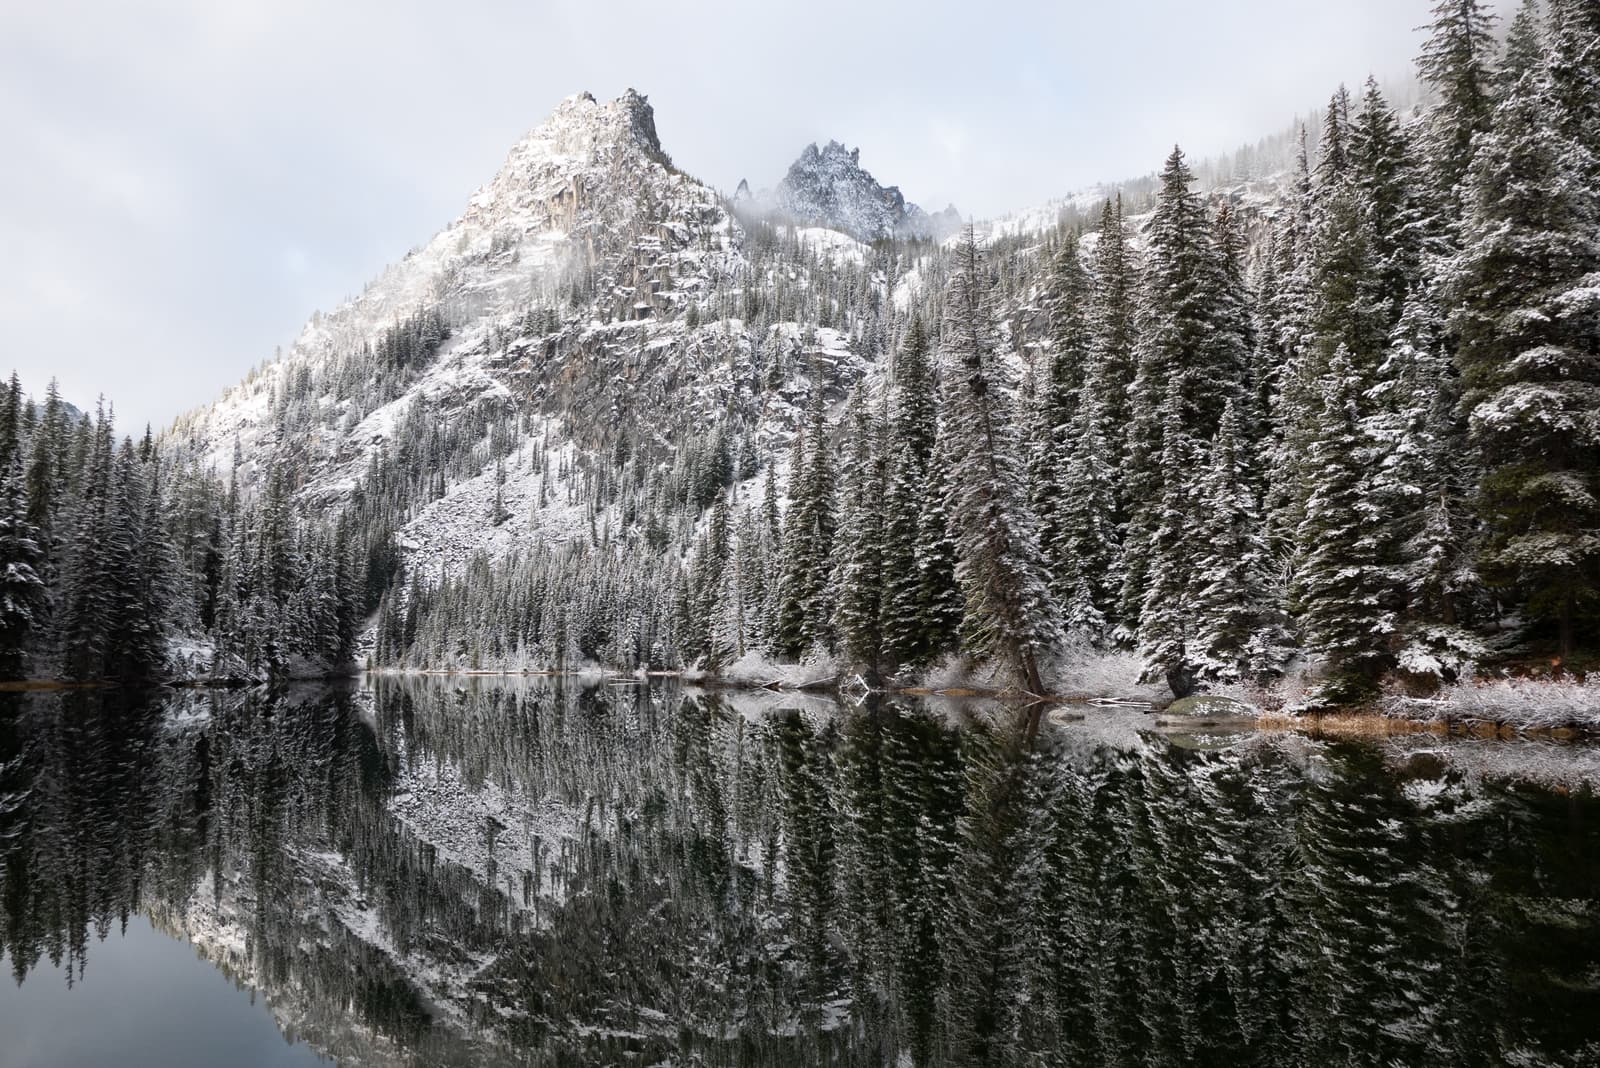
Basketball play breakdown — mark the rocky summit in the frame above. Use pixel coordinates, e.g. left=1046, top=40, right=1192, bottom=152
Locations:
left=740, top=139, right=962, bottom=243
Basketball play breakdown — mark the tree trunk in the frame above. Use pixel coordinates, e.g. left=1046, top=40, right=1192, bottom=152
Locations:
left=1018, top=649, right=1044, bottom=697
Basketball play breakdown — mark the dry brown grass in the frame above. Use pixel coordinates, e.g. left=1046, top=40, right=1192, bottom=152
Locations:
left=1252, top=713, right=1450, bottom=738
left=1251, top=712, right=1598, bottom=740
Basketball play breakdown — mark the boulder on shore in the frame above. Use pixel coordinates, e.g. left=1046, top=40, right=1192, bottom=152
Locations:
left=1159, top=695, right=1259, bottom=723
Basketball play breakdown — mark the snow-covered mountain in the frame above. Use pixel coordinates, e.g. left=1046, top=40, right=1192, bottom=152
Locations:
left=736, top=140, right=962, bottom=243
left=166, top=89, right=893, bottom=583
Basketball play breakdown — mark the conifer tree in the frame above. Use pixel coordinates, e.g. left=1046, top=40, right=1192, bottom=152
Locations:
left=760, top=467, right=784, bottom=648
left=1121, top=146, right=1217, bottom=635
left=880, top=440, right=925, bottom=667
left=1203, top=203, right=1255, bottom=430
left=1499, top=0, right=1547, bottom=90
left=1248, top=231, right=1291, bottom=502
left=0, top=400, right=47, bottom=678
left=734, top=505, right=768, bottom=654
left=776, top=390, right=837, bottom=658
left=892, top=314, right=937, bottom=469
left=1306, top=182, right=1388, bottom=389
left=124, top=451, right=176, bottom=676
left=0, top=375, right=19, bottom=478
left=917, top=422, right=966, bottom=663
left=25, top=379, right=65, bottom=540
left=1030, top=235, right=1092, bottom=587
left=1137, top=376, right=1203, bottom=692
left=1260, top=133, right=1319, bottom=533
left=881, top=315, right=938, bottom=668
left=1087, top=195, right=1138, bottom=477
left=687, top=492, right=732, bottom=662
left=941, top=230, right=1060, bottom=693
left=1273, top=181, right=1388, bottom=559
left=1042, top=232, right=1094, bottom=404
left=1293, top=348, right=1396, bottom=698
left=1367, top=291, right=1479, bottom=673
left=1445, top=63, right=1600, bottom=656
left=1312, top=85, right=1353, bottom=194
left=832, top=390, right=887, bottom=674
left=1417, top=0, right=1500, bottom=222
left=1052, top=380, right=1119, bottom=641
left=1547, top=0, right=1600, bottom=181
left=1290, top=123, right=1315, bottom=245
left=1349, top=77, right=1432, bottom=329
left=1191, top=401, right=1291, bottom=681
left=707, top=550, right=744, bottom=670
left=56, top=401, right=116, bottom=680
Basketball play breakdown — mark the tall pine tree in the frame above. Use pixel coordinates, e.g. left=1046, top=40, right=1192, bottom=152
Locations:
left=1446, top=60, right=1600, bottom=656
left=941, top=230, right=1060, bottom=693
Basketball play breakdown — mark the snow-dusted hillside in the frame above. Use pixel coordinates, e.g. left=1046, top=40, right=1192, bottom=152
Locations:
left=174, top=89, right=728, bottom=467
left=166, top=90, right=902, bottom=582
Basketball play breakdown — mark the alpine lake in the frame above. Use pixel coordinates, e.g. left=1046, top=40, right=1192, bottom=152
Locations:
left=1, top=677, right=1596, bottom=1067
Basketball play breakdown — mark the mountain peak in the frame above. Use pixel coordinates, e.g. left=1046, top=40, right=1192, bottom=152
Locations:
left=804, top=140, right=861, bottom=167
left=462, top=89, right=675, bottom=232
left=614, top=87, right=667, bottom=162
left=762, top=139, right=960, bottom=243
left=526, top=88, right=667, bottom=163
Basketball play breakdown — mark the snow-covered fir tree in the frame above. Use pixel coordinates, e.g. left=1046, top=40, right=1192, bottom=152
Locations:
left=1445, top=48, right=1600, bottom=658
left=1292, top=348, right=1397, bottom=699
left=832, top=389, right=888, bottom=675
left=777, top=389, right=839, bottom=660
left=1191, top=401, right=1292, bottom=681
left=940, top=230, right=1060, bottom=693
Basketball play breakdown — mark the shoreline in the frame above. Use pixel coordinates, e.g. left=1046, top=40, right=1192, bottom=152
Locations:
left=355, top=668, right=1600, bottom=739
left=9, top=667, right=1596, bottom=740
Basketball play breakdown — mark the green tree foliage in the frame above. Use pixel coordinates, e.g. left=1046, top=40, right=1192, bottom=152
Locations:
left=940, top=231, right=1060, bottom=693
left=1446, top=59, right=1600, bottom=656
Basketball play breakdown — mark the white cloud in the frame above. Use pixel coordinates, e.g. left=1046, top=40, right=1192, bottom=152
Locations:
left=928, top=117, right=970, bottom=166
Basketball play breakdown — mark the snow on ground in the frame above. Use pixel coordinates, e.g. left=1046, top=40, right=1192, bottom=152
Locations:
left=790, top=226, right=869, bottom=265
left=1384, top=675, right=1600, bottom=731
left=977, top=186, right=1114, bottom=240
left=890, top=264, right=924, bottom=312
left=701, top=650, right=842, bottom=691
left=397, top=428, right=591, bottom=579
left=1046, top=642, right=1166, bottom=702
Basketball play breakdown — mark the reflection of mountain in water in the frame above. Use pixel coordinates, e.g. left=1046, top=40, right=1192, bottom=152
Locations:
left=1, top=680, right=1598, bottom=1066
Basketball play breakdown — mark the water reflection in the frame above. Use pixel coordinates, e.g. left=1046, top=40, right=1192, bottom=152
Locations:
left=0, top=680, right=1596, bottom=1066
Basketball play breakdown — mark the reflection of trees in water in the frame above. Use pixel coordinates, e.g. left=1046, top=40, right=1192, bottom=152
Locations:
left=0, top=691, right=163, bottom=986
left=1, top=682, right=1597, bottom=1067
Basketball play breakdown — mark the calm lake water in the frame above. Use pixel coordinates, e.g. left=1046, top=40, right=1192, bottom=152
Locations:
left=1, top=679, right=1597, bottom=1067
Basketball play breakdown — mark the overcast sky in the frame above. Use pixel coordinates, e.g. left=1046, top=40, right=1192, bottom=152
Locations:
left=1, top=0, right=1504, bottom=433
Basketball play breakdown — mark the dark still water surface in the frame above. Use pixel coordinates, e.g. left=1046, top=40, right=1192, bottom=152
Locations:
left=1, top=680, right=1597, bottom=1067
left=0, top=916, right=328, bottom=1068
